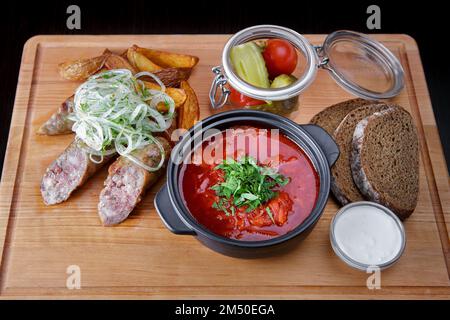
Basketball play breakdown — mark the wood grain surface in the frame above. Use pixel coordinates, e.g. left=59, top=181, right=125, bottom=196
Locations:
left=0, top=34, right=449, bottom=299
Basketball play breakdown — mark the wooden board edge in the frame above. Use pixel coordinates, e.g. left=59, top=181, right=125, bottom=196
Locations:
left=399, top=37, right=450, bottom=276
left=18, top=34, right=230, bottom=51
left=0, top=35, right=41, bottom=291
left=0, top=286, right=449, bottom=300
left=408, top=47, right=450, bottom=221
left=376, top=34, right=420, bottom=50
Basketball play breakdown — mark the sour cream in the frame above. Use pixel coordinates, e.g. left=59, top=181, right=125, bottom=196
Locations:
left=330, top=202, right=405, bottom=270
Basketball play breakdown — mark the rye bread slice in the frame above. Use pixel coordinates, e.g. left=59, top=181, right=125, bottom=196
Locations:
left=309, top=98, right=378, bottom=135
left=351, top=107, right=419, bottom=219
left=330, top=103, right=393, bottom=205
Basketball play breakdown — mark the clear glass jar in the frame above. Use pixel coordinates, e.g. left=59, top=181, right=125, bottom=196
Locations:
left=209, top=25, right=405, bottom=116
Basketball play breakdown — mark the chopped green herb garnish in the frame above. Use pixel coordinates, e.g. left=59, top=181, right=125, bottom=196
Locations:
left=211, top=156, right=289, bottom=216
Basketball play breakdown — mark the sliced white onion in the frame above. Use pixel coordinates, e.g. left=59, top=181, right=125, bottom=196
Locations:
left=70, top=69, right=174, bottom=171
left=135, top=71, right=166, bottom=92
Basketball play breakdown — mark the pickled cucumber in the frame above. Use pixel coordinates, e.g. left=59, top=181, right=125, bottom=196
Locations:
left=270, top=74, right=296, bottom=88
left=230, top=42, right=270, bottom=88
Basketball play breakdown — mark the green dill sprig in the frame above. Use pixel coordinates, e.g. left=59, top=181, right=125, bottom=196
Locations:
left=211, top=156, right=289, bottom=217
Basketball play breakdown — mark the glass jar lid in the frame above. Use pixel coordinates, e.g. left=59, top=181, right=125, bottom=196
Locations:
left=319, top=30, right=404, bottom=99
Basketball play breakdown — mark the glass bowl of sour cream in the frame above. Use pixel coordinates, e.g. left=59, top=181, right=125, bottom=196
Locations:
left=330, top=201, right=406, bottom=271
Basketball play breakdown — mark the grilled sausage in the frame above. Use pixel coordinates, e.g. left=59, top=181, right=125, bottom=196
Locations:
left=41, top=140, right=114, bottom=205
left=37, top=96, right=75, bottom=136
left=98, top=137, right=171, bottom=226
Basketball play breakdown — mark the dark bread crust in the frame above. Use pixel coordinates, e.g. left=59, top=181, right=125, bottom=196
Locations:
left=331, top=103, right=392, bottom=205
left=309, top=98, right=378, bottom=135
left=351, top=106, right=419, bottom=219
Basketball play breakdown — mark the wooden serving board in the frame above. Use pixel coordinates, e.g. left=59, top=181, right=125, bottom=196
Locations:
left=0, top=35, right=449, bottom=299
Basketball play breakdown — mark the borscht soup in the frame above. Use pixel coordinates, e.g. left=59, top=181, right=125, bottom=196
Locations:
left=179, top=126, right=320, bottom=241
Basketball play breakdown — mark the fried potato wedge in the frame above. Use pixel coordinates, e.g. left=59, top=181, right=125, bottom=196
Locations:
left=178, top=80, right=200, bottom=130
left=127, top=46, right=162, bottom=73
left=143, top=81, right=187, bottom=111
left=103, top=49, right=138, bottom=73
left=143, top=82, right=187, bottom=107
left=151, top=67, right=192, bottom=87
left=135, top=46, right=199, bottom=69
left=59, top=52, right=110, bottom=81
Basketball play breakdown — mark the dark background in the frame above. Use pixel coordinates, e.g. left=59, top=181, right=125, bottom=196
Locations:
left=1, top=0, right=449, bottom=175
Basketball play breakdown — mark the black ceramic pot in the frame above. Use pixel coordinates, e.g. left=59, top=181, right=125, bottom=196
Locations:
left=154, top=110, right=339, bottom=258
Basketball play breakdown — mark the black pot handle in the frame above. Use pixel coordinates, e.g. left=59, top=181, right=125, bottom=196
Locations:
left=301, top=124, right=340, bottom=167
left=154, top=184, right=196, bottom=235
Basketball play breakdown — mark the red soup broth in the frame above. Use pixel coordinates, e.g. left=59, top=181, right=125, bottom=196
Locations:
left=179, top=126, right=320, bottom=241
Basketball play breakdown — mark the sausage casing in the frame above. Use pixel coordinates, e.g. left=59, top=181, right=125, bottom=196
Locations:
left=37, top=96, right=75, bottom=136
left=41, top=140, right=113, bottom=205
left=98, top=137, right=171, bottom=226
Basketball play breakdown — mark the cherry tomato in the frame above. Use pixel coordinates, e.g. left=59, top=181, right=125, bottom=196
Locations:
left=262, top=39, right=298, bottom=79
left=229, top=86, right=265, bottom=107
